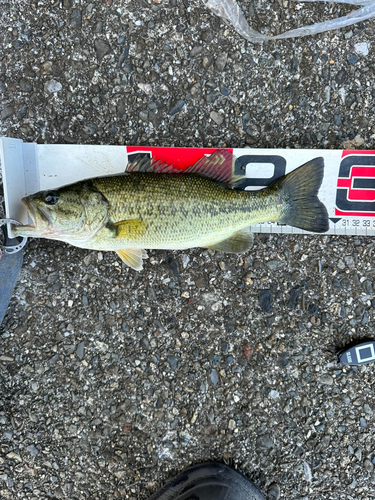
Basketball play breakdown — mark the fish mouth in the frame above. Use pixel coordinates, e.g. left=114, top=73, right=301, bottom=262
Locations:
left=13, top=198, right=53, bottom=237
left=23, top=198, right=37, bottom=225
left=24, top=198, right=51, bottom=225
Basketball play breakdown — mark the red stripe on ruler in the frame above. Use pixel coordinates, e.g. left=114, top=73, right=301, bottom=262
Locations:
left=126, top=147, right=233, bottom=171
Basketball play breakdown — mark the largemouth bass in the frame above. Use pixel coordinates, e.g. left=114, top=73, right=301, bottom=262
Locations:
left=13, top=150, right=328, bottom=270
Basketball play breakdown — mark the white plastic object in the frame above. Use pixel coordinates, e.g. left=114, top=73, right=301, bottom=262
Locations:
left=203, top=0, right=375, bottom=41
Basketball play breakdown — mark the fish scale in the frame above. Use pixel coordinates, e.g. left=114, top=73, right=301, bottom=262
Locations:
left=89, top=173, right=279, bottom=250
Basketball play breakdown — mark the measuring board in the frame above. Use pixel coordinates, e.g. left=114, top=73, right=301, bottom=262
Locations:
left=1, top=136, right=375, bottom=238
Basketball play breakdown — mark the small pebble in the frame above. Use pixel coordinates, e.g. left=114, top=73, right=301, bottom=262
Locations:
left=334, top=115, right=342, bottom=126
left=166, top=255, right=180, bottom=280
left=210, top=111, right=224, bottom=126
left=319, top=374, right=334, bottom=385
left=215, top=52, right=228, bottom=71
left=27, top=444, right=39, bottom=457
left=45, top=79, right=62, bottom=93
left=242, top=343, right=253, bottom=360
left=167, top=355, right=180, bottom=370
left=268, top=483, right=281, bottom=499
left=288, top=286, right=301, bottom=309
left=335, top=68, right=347, bottom=85
left=256, top=434, right=274, bottom=449
left=94, top=39, right=112, bottom=61
left=179, top=432, right=192, bottom=446
left=228, top=419, right=236, bottom=430
left=76, top=342, right=85, bottom=360
left=19, top=78, right=33, bottom=92
left=170, top=100, right=185, bottom=115
left=364, top=459, right=374, bottom=473
left=209, top=369, right=219, bottom=386
left=364, top=280, right=373, bottom=294
left=347, top=54, right=358, bottom=64
left=303, top=461, right=312, bottom=482
left=259, top=289, right=272, bottom=313
left=354, top=42, right=369, bottom=56
left=1, top=105, right=15, bottom=119
left=140, top=337, right=150, bottom=350
left=71, top=9, right=82, bottom=28
left=266, top=260, right=283, bottom=271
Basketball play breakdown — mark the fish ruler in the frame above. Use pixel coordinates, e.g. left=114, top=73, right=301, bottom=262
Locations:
left=1, top=136, right=375, bottom=238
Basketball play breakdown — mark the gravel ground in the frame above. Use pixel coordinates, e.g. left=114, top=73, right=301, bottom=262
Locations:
left=1, top=1, right=375, bottom=499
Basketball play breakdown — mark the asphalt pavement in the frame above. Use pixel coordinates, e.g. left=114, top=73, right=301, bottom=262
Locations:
left=1, top=1, right=375, bottom=499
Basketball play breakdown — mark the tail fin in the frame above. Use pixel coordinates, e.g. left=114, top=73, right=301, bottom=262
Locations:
left=276, top=157, right=329, bottom=233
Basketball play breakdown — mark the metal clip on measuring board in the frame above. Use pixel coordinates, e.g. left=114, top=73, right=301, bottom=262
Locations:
left=0, top=219, right=27, bottom=259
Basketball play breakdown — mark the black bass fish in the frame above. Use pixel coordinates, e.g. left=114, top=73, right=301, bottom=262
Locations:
left=13, top=150, right=329, bottom=270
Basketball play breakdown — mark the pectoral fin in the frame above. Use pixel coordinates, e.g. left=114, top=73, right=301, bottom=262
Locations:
left=114, top=220, right=146, bottom=239
left=205, top=230, right=254, bottom=253
left=115, top=249, right=147, bottom=271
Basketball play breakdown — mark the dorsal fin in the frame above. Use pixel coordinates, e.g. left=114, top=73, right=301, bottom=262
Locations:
left=126, top=155, right=173, bottom=174
left=125, top=149, right=245, bottom=188
left=185, top=149, right=234, bottom=184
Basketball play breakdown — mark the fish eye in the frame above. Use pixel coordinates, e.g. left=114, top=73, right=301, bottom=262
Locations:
left=44, top=191, right=59, bottom=205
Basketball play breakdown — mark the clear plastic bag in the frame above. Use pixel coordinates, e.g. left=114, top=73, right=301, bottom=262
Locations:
left=203, top=0, right=375, bottom=41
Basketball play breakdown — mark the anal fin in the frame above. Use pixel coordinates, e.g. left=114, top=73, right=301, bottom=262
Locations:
left=115, top=249, right=147, bottom=271
left=205, top=230, right=254, bottom=253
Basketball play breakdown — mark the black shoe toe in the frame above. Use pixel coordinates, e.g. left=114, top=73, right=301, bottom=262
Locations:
left=147, top=462, right=265, bottom=500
